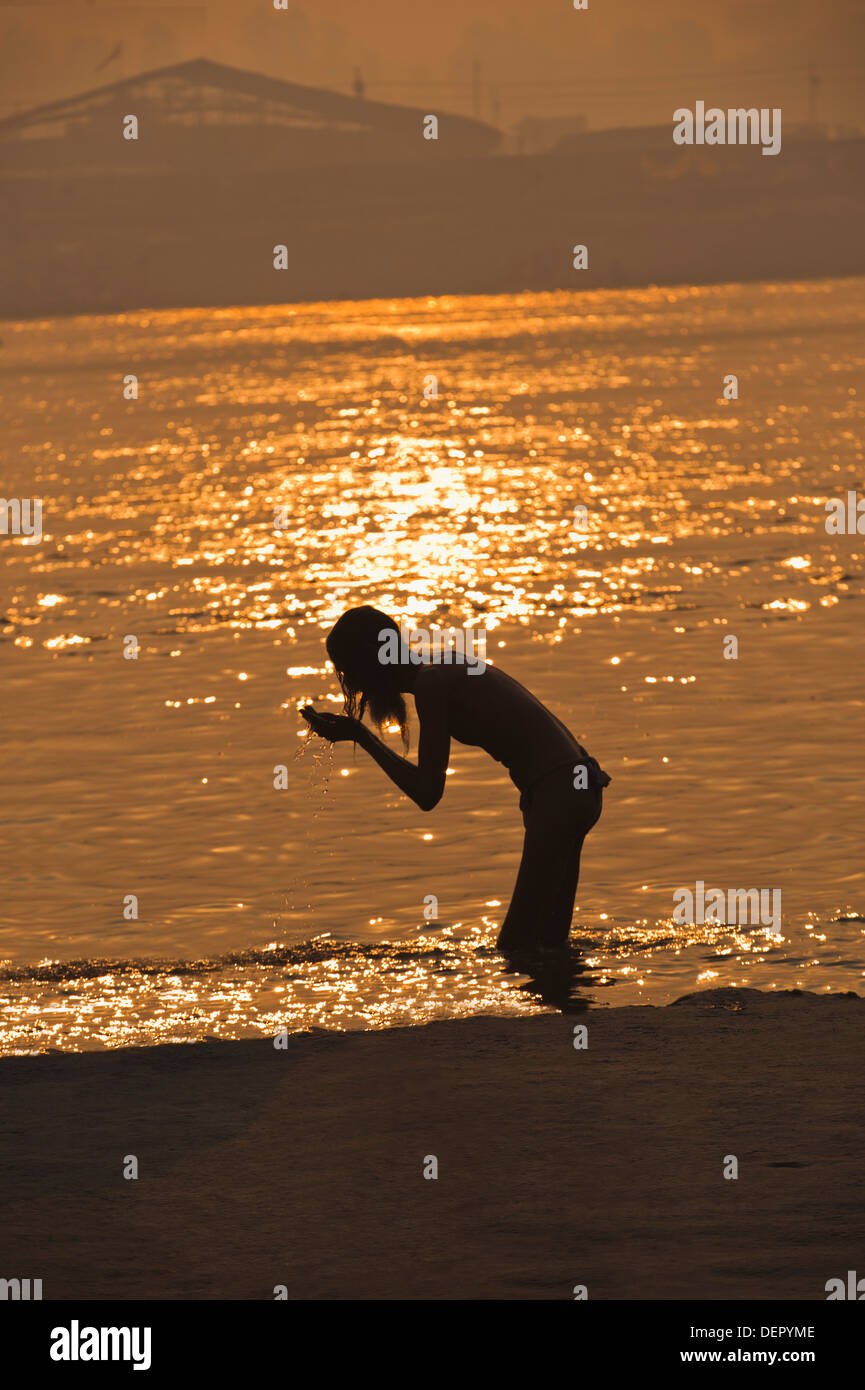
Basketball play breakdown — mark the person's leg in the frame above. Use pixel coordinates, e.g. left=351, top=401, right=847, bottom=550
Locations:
left=535, top=834, right=586, bottom=948
left=497, top=773, right=602, bottom=950
left=496, top=826, right=574, bottom=949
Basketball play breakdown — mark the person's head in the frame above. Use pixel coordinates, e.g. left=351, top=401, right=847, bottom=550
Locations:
left=326, top=605, right=409, bottom=746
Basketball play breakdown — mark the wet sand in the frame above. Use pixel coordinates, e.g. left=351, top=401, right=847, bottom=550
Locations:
left=1, top=988, right=861, bottom=1300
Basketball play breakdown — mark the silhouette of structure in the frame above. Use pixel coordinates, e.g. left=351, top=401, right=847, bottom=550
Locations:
left=0, top=57, right=500, bottom=172
left=0, top=58, right=863, bottom=319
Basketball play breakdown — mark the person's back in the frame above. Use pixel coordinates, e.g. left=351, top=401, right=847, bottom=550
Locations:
left=416, top=660, right=603, bottom=795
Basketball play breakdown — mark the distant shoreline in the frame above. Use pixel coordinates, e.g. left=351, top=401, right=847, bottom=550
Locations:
left=2, top=140, right=864, bottom=321
left=3, top=265, right=865, bottom=328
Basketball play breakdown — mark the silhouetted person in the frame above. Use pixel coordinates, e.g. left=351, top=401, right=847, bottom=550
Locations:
left=302, top=605, right=610, bottom=954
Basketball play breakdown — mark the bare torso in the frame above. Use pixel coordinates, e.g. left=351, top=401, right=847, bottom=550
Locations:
left=414, top=661, right=587, bottom=793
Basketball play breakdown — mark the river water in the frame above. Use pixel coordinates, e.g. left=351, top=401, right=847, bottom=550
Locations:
left=2, top=277, right=864, bottom=1050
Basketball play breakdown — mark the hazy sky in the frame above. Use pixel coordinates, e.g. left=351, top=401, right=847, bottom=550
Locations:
left=1, top=0, right=863, bottom=131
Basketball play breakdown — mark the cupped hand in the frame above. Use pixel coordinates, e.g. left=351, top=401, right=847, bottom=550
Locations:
left=301, top=705, right=361, bottom=743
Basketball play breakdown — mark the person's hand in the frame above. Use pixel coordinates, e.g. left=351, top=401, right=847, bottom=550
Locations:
left=301, top=705, right=362, bottom=744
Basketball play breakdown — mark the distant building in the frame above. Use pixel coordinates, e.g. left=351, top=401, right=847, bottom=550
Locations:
left=0, top=57, right=500, bottom=174
left=553, top=124, right=672, bottom=155
left=509, top=115, right=588, bottom=156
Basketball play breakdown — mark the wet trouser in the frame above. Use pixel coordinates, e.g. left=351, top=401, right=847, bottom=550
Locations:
left=496, top=759, right=606, bottom=951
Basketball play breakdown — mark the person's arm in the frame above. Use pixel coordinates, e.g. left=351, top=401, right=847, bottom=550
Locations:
left=356, top=681, right=450, bottom=812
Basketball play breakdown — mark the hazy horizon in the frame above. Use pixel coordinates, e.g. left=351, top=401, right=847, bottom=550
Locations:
left=1, top=0, right=863, bottom=134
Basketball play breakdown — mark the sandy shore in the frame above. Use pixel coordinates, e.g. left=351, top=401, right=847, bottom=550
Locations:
left=0, top=988, right=861, bottom=1300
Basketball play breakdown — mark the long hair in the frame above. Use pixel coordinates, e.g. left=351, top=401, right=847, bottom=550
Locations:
left=325, top=606, right=409, bottom=748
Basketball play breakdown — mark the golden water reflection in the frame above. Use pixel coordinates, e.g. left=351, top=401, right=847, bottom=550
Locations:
left=4, top=279, right=862, bottom=647
left=2, top=278, right=864, bottom=1052
left=1, top=910, right=860, bottom=1055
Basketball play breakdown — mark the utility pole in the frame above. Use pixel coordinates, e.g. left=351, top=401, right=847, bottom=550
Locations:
left=471, top=58, right=481, bottom=120
left=491, top=85, right=501, bottom=128
left=807, top=61, right=821, bottom=128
